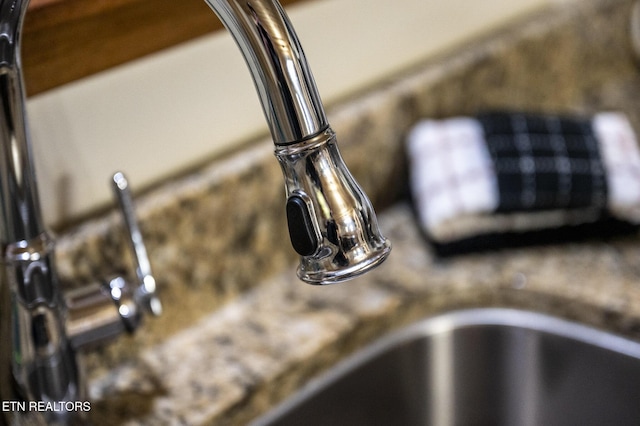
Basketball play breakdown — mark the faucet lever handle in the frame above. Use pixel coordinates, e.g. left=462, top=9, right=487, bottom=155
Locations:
left=111, top=171, right=162, bottom=317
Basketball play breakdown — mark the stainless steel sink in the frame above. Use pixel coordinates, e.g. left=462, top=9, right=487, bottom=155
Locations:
left=252, top=308, right=640, bottom=426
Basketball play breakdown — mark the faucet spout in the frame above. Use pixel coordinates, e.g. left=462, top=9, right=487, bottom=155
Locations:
left=206, top=0, right=391, bottom=283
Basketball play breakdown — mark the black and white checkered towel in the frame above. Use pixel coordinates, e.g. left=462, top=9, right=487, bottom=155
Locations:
left=407, top=112, right=640, bottom=245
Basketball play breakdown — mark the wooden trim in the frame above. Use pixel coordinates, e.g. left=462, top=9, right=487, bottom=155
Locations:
left=22, top=0, right=305, bottom=96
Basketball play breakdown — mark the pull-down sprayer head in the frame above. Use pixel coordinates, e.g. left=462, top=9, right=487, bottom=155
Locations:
left=277, top=129, right=391, bottom=283
left=206, top=0, right=391, bottom=283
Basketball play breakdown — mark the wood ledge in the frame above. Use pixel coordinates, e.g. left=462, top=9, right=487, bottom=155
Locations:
left=23, top=0, right=305, bottom=96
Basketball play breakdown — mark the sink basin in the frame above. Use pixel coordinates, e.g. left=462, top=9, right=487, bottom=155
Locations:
left=252, top=308, right=640, bottom=426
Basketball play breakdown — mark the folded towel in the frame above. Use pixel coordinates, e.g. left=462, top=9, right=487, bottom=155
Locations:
left=407, top=111, right=640, bottom=248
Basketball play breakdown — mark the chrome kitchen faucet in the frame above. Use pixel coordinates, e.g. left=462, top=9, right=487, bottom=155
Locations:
left=209, top=0, right=391, bottom=283
left=0, top=0, right=391, bottom=424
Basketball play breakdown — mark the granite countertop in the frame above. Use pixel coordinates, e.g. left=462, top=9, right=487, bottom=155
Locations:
left=46, top=0, right=640, bottom=423
left=86, top=203, right=640, bottom=425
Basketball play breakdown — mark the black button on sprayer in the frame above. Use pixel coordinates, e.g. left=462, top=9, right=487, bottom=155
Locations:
left=286, top=194, right=319, bottom=257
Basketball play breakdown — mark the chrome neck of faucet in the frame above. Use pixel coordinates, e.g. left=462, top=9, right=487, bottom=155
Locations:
left=204, top=0, right=328, bottom=145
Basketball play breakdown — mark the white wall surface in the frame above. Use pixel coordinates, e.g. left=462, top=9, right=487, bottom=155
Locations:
left=26, top=0, right=549, bottom=226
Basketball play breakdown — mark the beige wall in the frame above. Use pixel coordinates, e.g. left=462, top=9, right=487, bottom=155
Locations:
left=26, top=0, right=549, bottom=225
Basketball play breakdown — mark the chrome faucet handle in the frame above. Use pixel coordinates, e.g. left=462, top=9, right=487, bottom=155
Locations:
left=111, top=171, right=162, bottom=317
left=65, top=173, right=161, bottom=348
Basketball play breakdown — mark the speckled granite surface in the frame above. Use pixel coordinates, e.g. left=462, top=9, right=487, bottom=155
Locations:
left=87, top=203, right=640, bottom=425
left=47, top=0, right=640, bottom=423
